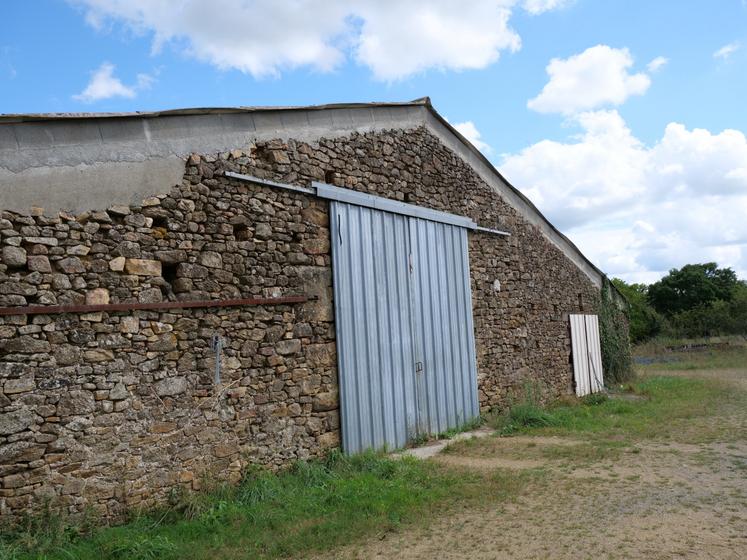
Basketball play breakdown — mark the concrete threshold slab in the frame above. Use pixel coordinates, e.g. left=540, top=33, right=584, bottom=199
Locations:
left=392, top=427, right=494, bottom=460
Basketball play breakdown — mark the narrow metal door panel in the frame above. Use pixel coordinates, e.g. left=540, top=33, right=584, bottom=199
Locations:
left=570, top=314, right=589, bottom=397
left=409, top=217, right=479, bottom=435
left=585, top=315, right=604, bottom=393
left=570, top=314, right=605, bottom=396
left=331, top=201, right=418, bottom=454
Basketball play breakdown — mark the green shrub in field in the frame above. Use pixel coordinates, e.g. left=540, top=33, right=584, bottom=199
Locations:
left=0, top=499, right=99, bottom=560
left=492, top=381, right=560, bottom=434
left=581, top=392, right=608, bottom=406
left=0, top=541, right=22, bottom=560
left=100, top=535, right=178, bottom=560
left=506, top=404, right=558, bottom=430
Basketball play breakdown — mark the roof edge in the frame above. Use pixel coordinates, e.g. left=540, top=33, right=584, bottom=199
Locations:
left=0, top=98, right=432, bottom=124
left=421, top=98, right=620, bottom=293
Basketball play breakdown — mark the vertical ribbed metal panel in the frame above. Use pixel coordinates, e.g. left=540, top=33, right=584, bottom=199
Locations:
left=409, top=218, right=479, bottom=434
left=570, top=314, right=589, bottom=396
left=570, top=314, right=604, bottom=396
left=585, top=315, right=605, bottom=392
left=330, top=201, right=418, bottom=454
left=331, top=200, right=479, bottom=454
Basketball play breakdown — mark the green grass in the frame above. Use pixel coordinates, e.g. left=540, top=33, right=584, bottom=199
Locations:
left=493, top=375, right=744, bottom=442
left=549, top=377, right=711, bottom=436
left=0, top=451, right=520, bottom=560
left=637, top=346, right=747, bottom=371
left=632, top=335, right=746, bottom=356
left=500, top=403, right=559, bottom=433
left=489, top=343, right=747, bottom=443
left=435, top=416, right=484, bottom=440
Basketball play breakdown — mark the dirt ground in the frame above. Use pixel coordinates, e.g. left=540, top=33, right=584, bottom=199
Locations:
left=316, top=368, right=747, bottom=560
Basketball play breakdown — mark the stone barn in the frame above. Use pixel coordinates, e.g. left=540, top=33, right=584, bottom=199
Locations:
left=0, top=98, right=628, bottom=519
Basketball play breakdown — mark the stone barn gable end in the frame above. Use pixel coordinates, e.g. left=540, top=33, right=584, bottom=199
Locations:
left=0, top=97, right=626, bottom=520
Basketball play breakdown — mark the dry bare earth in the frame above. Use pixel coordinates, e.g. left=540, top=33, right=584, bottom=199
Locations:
left=313, top=368, right=747, bottom=560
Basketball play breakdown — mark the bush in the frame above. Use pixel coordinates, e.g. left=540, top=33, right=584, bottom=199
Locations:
left=581, top=392, right=608, bottom=406
left=493, top=381, right=559, bottom=434
left=507, top=404, right=558, bottom=428
left=101, top=535, right=178, bottom=560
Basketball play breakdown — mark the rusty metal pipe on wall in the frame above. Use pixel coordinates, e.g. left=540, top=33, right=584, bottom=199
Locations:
left=0, top=295, right=316, bottom=317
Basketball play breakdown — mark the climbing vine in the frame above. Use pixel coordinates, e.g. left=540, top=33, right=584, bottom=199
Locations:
left=599, top=277, right=634, bottom=384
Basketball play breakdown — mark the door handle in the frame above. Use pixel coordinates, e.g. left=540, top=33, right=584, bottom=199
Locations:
left=415, top=361, right=423, bottom=373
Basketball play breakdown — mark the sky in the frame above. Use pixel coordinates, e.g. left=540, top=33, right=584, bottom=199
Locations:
left=2, top=0, right=747, bottom=284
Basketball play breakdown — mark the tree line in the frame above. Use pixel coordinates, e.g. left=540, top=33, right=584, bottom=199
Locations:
left=612, top=263, right=747, bottom=343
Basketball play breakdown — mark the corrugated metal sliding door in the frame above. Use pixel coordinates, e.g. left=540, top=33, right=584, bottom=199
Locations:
left=569, top=314, right=604, bottom=396
left=330, top=200, right=479, bottom=454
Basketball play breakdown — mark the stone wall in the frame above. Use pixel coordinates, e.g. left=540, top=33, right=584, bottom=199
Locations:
left=1, top=125, right=601, bottom=521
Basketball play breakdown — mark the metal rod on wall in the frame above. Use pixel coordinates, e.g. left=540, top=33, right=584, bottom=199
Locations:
left=225, top=171, right=512, bottom=237
left=0, top=295, right=315, bottom=317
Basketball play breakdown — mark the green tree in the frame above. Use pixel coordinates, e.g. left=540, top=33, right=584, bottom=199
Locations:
left=611, top=278, right=666, bottom=343
left=647, top=263, right=739, bottom=316
left=729, top=282, right=747, bottom=332
left=669, top=280, right=747, bottom=337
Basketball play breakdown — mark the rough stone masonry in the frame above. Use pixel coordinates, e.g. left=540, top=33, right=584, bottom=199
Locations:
left=0, top=115, right=607, bottom=521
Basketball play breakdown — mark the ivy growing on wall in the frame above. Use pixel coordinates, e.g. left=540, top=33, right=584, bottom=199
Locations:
left=599, top=277, right=634, bottom=384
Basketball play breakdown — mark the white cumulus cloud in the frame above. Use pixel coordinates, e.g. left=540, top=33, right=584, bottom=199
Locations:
left=500, top=111, right=747, bottom=282
left=501, top=110, right=647, bottom=229
left=71, top=0, right=568, bottom=81
left=646, top=56, right=668, bottom=73
left=452, top=121, right=492, bottom=153
left=527, top=45, right=651, bottom=114
left=73, top=62, right=153, bottom=102
left=354, top=2, right=520, bottom=81
left=522, top=0, right=571, bottom=15
left=714, top=41, right=740, bottom=60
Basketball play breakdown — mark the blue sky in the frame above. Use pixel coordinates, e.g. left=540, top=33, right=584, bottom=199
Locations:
left=2, top=0, right=747, bottom=282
